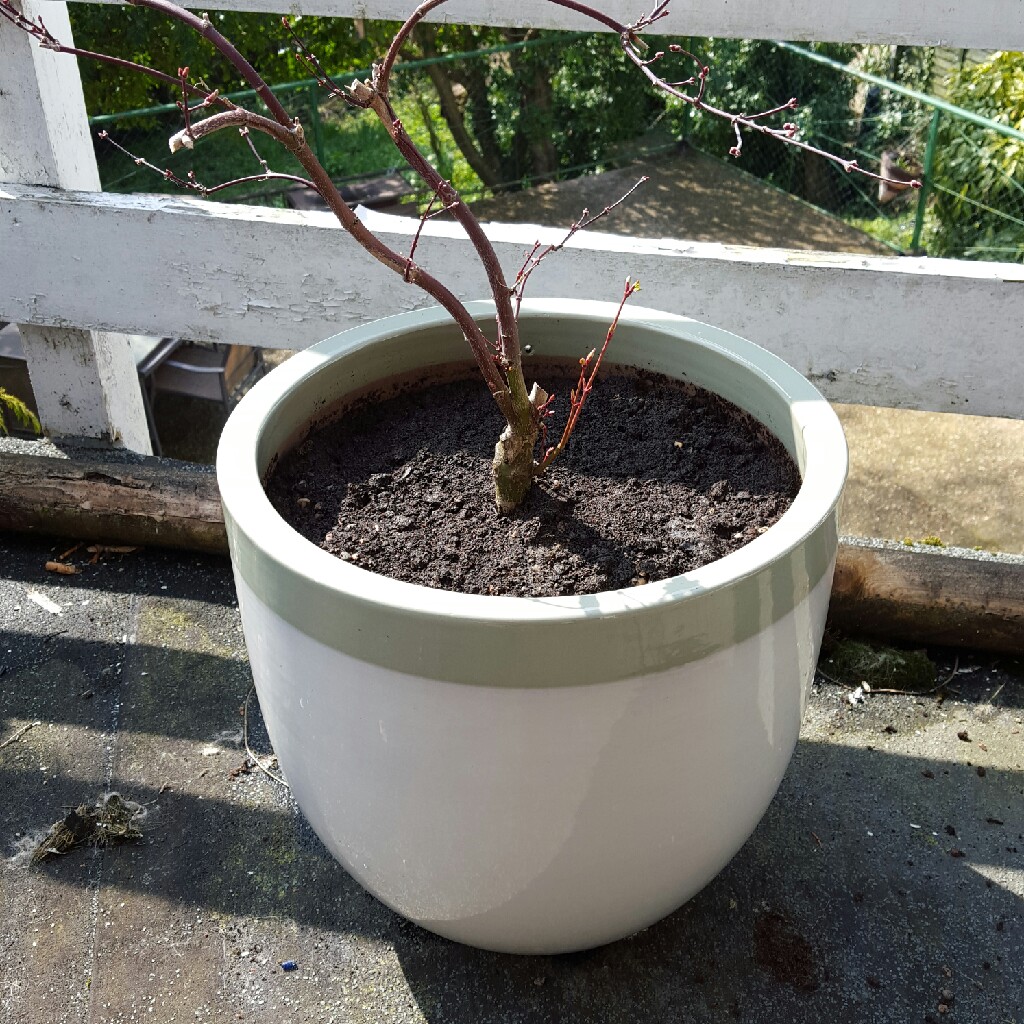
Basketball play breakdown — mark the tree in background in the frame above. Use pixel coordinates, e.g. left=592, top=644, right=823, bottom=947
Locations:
left=69, top=6, right=390, bottom=114
left=931, top=51, right=1024, bottom=263
left=400, top=25, right=666, bottom=190
left=69, top=9, right=671, bottom=199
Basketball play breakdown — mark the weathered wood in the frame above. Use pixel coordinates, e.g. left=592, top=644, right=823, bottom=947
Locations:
left=2, top=450, right=1021, bottom=651
left=74, top=0, right=1024, bottom=50
left=829, top=537, right=1024, bottom=654
left=0, top=452, right=226, bottom=553
left=2, top=187, right=1023, bottom=418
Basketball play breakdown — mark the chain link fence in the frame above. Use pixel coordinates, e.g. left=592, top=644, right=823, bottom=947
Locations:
left=776, top=44, right=1023, bottom=261
left=88, top=35, right=1024, bottom=262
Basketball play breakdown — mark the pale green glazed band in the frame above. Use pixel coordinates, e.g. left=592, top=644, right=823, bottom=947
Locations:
left=218, top=301, right=847, bottom=688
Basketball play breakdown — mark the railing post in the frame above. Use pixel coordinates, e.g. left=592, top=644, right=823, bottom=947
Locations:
left=0, top=0, right=152, bottom=452
left=909, top=108, right=941, bottom=255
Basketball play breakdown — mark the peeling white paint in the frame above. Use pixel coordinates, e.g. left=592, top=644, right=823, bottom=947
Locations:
left=1, top=185, right=1022, bottom=419
left=1, top=3, right=152, bottom=451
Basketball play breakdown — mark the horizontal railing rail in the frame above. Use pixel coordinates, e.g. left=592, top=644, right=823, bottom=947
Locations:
left=3, top=184, right=1023, bottom=418
left=67, top=0, right=1024, bottom=51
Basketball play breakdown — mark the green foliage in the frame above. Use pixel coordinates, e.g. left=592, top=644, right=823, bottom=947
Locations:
left=858, top=45, right=936, bottom=155
left=79, top=12, right=672, bottom=203
left=421, top=29, right=665, bottom=189
left=69, top=6, right=390, bottom=117
left=931, top=52, right=1024, bottom=262
left=846, top=212, right=919, bottom=251
left=0, top=388, right=40, bottom=435
left=551, top=34, right=665, bottom=168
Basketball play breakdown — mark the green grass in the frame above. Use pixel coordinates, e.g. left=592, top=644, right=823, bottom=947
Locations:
left=94, top=85, right=484, bottom=208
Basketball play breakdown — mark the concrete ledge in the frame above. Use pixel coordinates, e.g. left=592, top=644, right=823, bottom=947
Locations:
left=2, top=442, right=1022, bottom=653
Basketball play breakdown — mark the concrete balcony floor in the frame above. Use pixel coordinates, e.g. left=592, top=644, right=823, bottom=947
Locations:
left=1, top=534, right=1021, bottom=1023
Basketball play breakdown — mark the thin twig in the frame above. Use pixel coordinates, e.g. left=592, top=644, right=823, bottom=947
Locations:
left=512, top=176, right=648, bottom=317
left=534, top=277, right=641, bottom=473
left=242, top=686, right=287, bottom=788
left=98, top=130, right=314, bottom=196
left=282, top=17, right=353, bottom=103
left=0, top=721, right=41, bottom=751
left=238, top=125, right=271, bottom=176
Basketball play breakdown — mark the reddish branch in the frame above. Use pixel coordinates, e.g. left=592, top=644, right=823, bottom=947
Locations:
left=535, top=278, right=641, bottom=473
left=512, top=177, right=649, bottom=319
left=1, top=0, right=922, bottom=513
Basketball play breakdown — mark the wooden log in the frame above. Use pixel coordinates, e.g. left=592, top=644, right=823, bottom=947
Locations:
left=0, top=452, right=226, bottom=555
left=1, top=451, right=1022, bottom=652
left=828, top=537, right=1024, bottom=654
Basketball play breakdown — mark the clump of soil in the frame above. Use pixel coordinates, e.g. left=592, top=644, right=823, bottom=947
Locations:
left=821, top=637, right=936, bottom=691
left=265, top=366, right=800, bottom=598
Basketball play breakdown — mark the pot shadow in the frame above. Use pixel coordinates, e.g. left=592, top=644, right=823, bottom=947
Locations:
left=389, top=726, right=1024, bottom=1023
left=3, top=533, right=1022, bottom=1019
left=6, top=713, right=1021, bottom=1018
left=3, top=656, right=1022, bottom=1020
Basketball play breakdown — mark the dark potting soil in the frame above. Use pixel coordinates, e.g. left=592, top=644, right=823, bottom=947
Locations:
left=265, top=366, right=800, bottom=598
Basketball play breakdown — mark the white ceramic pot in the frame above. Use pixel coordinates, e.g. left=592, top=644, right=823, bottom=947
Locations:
left=217, top=300, right=847, bottom=954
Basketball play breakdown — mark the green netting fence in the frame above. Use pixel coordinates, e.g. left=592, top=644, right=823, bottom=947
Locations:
left=763, top=43, right=1024, bottom=262
left=87, top=35, right=1024, bottom=263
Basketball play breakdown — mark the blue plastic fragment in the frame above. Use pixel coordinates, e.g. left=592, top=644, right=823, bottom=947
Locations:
left=279, top=960, right=298, bottom=972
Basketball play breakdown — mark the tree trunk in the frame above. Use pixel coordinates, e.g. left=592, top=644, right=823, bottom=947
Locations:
left=524, top=63, right=559, bottom=179
left=507, top=33, right=559, bottom=181
left=414, top=26, right=502, bottom=189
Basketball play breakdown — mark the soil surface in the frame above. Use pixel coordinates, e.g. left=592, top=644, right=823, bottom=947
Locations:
left=265, top=366, right=799, bottom=598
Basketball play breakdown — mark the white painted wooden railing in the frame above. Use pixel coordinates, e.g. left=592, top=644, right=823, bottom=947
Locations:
left=1, top=0, right=1023, bottom=454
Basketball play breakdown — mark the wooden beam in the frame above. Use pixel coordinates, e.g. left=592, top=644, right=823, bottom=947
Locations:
left=3, top=187, right=1023, bottom=418
left=73, top=0, right=1024, bottom=50
left=2, top=450, right=1021, bottom=652
left=828, top=537, right=1024, bottom=655
left=0, top=451, right=225, bottom=554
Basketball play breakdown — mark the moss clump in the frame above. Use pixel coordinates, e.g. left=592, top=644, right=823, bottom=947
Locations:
left=31, top=793, right=145, bottom=864
left=822, top=638, right=936, bottom=691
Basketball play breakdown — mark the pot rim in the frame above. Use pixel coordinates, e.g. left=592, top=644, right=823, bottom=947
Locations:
left=218, top=299, right=846, bottom=628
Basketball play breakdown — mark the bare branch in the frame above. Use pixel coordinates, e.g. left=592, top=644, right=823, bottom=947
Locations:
left=124, top=0, right=293, bottom=127
left=619, top=9, right=922, bottom=190
left=405, top=194, right=459, bottom=282
left=512, top=176, right=649, bottom=318
left=238, top=125, right=271, bottom=176
left=535, top=278, right=641, bottom=474
left=282, top=17, right=354, bottom=103
left=0, top=1, right=212, bottom=99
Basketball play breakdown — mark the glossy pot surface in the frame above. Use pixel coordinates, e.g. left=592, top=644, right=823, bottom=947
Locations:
left=218, top=300, right=847, bottom=953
